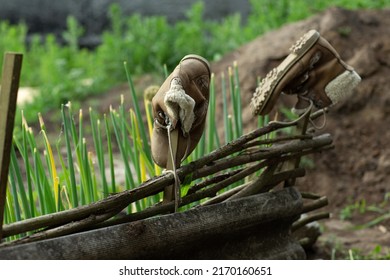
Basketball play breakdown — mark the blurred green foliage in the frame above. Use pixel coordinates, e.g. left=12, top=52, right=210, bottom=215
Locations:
left=0, top=0, right=389, bottom=125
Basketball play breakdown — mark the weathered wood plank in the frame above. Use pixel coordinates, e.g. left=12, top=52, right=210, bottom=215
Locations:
left=0, top=52, right=23, bottom=241
left=0, top=187, right=304, bottom=259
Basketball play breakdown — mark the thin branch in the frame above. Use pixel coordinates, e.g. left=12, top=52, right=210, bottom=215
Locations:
left=292, top=211, right=330, bottom=231
left=300, top=192, right=322, bottom=200
left=302, top=196, right=329, bottom=213
left=242, top=134, right=313, bottom=149
left=310, top=108, right=328, bottom=120
left=201, top=182, right=250, bottom=206
left=1, top=208, right=122, bottom=247
left=1, top=174, right=173, bottom=238
left=226, top=164, right=278, bottom=200
left=177, top=121, right=296, bottom=176
left=207, top=167, right=306, bottom=205
left=192, top=134, right=332, bottom=179
left=186, top=169, right=242, bottom=195
left=184, top=160, right=275, bottom=202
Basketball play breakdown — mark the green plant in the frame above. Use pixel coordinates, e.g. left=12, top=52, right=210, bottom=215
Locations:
left=339, top=199, right=368, bottom=220
left=347, top=246, right=390, bottom=260
left=339, top=195, right=390, bottom=221
left=2, top=0, right=390, bottom=128
left=329, top=239, right=390, bottom=260
left=0, top=21, right=26, bottom=55
left=4, top=62, right=271, bottom=240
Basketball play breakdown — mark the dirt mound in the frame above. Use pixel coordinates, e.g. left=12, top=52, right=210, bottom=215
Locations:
left=211, top=7, right=390, bottom=257
left=75, top=7, right=390, bottom=258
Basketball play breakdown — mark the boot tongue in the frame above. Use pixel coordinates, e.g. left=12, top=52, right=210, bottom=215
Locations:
left=164, top=77, right=195, bottom=135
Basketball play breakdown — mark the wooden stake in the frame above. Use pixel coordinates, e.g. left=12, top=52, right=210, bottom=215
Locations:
left=163, top=128, right=179, bottom=210
left=284, top=107, right=311, bottom=187
left=0, top=53, right=23, bottom=242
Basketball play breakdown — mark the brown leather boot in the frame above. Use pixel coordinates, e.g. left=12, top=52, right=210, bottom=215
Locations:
left=151, top=54, right=210, bottom=168
left=251, top=29, right=361, bottom=116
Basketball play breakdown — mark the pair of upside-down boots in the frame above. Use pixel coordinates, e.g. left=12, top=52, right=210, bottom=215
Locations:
left=151, top=29, right=361, bottom=170
left=250, top=29, right=361, bottom=116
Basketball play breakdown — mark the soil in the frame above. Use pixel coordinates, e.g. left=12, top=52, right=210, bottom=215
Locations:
left=42, top=7, right=390, bottom=259
left=210, top=7, right=390, bottom=259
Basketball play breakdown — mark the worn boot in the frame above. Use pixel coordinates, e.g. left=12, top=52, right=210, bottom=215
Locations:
left=251, top=29, right=361, bottom=116
left=151, top=54, right=210, bottom=168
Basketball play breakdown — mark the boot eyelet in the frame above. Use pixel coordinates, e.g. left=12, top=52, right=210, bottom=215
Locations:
left=155, top=111, right=169, bottom=127
left=158, top=111, right=165, bottom=120
left=309, top=51, right=322, bottom=68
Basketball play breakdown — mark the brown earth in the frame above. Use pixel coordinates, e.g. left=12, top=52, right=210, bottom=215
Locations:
left=210, top=7, right=390, bottom=259
left=66, top=7, right=390, bottom=258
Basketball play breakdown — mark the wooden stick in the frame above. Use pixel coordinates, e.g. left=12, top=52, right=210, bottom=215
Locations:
left=292, top=211, right=330, bottom=232
left=177, top=121, right=295, bottom=176
left=2, top=208, right=122, bottom=247
left=192, top=134, right=332, bottom=179
left=92, top=168, right=306, bottom=231
left=163, top=128, right=180, bottom=211
left=226, top=164, right=278, bottom=201
left=284, top=106, right=311, bottom=187
left=202, top=168, right=306, bottom=206
left=242, top=134, right=313, bottom=149
left=0, top=53, right=23, bottom=242
left=300, top=192, right=322, bottom=200
left=187, top=169, right=242, bottom=195
left=1, top=188, right=132, bottom=238
left=311, top=108, right=328, bottom=120
left=301, top=196, right=329, bottom=213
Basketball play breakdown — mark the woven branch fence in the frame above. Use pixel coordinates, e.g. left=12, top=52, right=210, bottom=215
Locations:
left=0, top=108, right=332, bottom=253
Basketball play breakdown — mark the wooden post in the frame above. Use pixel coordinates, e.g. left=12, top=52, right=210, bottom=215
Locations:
left=284, top=108, right=311, bottom=187
left=163, top=128, right=179, bottom=211
left=0, top=53, right=23, bottom=242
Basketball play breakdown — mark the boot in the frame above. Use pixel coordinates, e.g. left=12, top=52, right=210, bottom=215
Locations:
left=151, top=54, right=210, bottom=168
left=251, top=29, right=361, bottom=116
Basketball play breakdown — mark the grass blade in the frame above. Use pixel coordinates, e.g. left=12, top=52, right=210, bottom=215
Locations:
left=207, top=73, right=218, bottom=153
left=8, top=149, right=22, bottom=221
left=130, top=109, right=146, bottom=183
left=221, top=72, right=233, bottom=144
left=104, top=114, right=116, bottom=194
left=10, top=144, right=31, bottom=219
left=233, top=61, right=243, bottom=137
left=4, top=187, right=16, bottom=225
left=124, top=61, right=152, bottom=162
left=61, top=104, right=78, bottom=207
left=81, top=138, right=94, bottom=204
left=110, top=107, right=135, bottom=191
left=33, top=148, right=46, bottom=214
left=21, top=121, right=36, bottom=217
left=110, top=107, right=135, bottom=213
left=39, top=114, right=60, bottom=210
left=90, top=108, right=109, bottom=198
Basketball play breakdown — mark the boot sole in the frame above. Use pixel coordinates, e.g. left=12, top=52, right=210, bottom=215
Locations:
left=251, top=30, right=320, bottom=115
